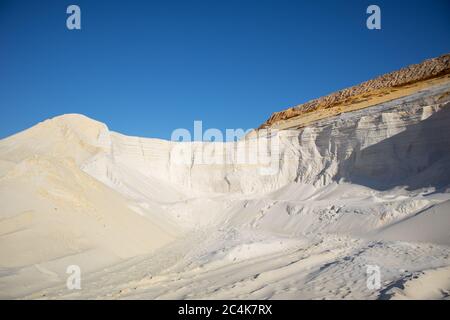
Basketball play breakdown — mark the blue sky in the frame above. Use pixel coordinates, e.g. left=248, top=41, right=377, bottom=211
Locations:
left=0, top=0, right=449, bottom=140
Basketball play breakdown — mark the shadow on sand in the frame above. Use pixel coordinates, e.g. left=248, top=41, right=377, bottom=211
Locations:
left=336, top=104, right=450, bottom=191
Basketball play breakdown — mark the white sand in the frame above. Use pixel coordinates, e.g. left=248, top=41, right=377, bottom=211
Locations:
left=0, top=82, right=449, bottom=299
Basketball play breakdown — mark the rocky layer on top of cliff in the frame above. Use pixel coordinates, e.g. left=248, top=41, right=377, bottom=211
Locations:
left=259, top=53, right=450, bottom=129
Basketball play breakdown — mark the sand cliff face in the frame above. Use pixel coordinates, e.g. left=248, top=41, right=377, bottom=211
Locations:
left=291, top=84, right=450, bottom=190
left=76, top=81, right=449, bottom=195
left=259, top=53, right=450, bottom=129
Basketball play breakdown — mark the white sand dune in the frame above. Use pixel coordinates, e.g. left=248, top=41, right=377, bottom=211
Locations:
left=0, top=82, right=450, bottom=299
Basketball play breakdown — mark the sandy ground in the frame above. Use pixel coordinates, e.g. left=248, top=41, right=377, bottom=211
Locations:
left=17, top=185, right=450, bottom=300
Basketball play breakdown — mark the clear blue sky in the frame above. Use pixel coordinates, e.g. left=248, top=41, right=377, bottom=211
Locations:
left=1, top=0, right=449, bottom=140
